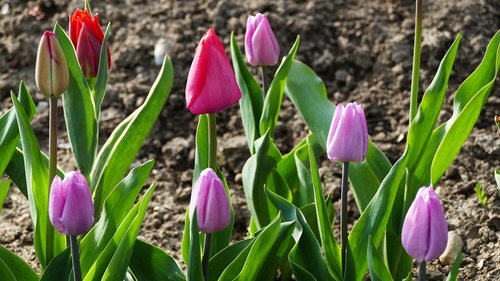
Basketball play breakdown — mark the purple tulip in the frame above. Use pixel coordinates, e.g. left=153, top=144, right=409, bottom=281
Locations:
left=189, top=168, right=231, bottom=233
left=402, top=186, right=448, bottom=262
left=185, top=28, right=242, bottom=115
left=327, top=102, right=368, bottom=163
left=49, top=171, right=94, bottom=235
left=245, top=13, right=280, bottom=66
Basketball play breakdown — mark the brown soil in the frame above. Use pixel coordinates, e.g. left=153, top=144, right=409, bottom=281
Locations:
left=1, top=0, right=499, bottom=280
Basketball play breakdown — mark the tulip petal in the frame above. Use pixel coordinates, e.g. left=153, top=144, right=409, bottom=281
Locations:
left=59, top=180, right=94, bottom=236
left=424, top=188, right=448, bottom=261
left=49, top=176, right=66, bottom=233
left=401, top=195, right=429, bottom=262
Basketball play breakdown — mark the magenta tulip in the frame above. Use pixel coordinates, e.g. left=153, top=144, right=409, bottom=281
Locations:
left=327, top=102, right=368, bottom=163
left=35, top=31, right=69, bottom=97
left=402, top=186, right=448, bottom=262
left=185, top=28, right=242, bottom=114
left=245, top=13, right=280, bottom=66
left=49, top=171, right=94, bottom=235
left=189, top=168, right=231, bottom=233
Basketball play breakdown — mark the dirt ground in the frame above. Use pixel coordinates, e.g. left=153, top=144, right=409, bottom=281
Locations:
left=0, top=0, right=499, bottom=280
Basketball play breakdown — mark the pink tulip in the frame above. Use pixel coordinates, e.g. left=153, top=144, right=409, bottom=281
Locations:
left=327, top=102, right=368, bottom=163
left=35, top=31, right=69, bottom=97
left=185, top=28, right=242, bottom=114
left=189, top=168, right=231, bottom=233
left=245, top=13, right=280, bottom=66
left=402, top=186, right=448, bottom=262
left=49, top=171, right=94, bottom=235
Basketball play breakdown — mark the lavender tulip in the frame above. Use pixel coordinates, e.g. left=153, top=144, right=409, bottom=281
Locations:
left=189, top=168, right=231, bottom=233
left=49, top=171, right=94, bottom=236
left=402, top=186, right=448, bottom=262
left=327, top=102, right=368, bottom=163
left=245, top=13, right=280, bottom=66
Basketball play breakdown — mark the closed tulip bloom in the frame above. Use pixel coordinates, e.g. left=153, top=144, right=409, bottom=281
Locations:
left=189, top=168, right=231, bottom=233
left=327, top=102, right=368, bottom=163
left=35, top=31, right=69, bottom=97
left=245, top=13, right=280, bottom=66
left=49, top=171, right=94, bottom=235
left=402, top=186, right=448, bottom=262
left=185, top=28, right=242, bottom=114
left=69, top=9, right=111, bottom=77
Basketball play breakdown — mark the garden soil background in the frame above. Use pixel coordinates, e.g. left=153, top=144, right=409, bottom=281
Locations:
left=0, top=0, right=499, bottom=279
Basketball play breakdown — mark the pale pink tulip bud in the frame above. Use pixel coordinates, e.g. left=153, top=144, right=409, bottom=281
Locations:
left=35, top=31, right=69, bottom=97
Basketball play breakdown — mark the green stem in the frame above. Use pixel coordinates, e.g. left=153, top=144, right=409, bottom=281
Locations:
left=260, top=66, right=266, bottom=96
left=207, top=113, right=217, bottom=170
left=47, top=95, right=58, bottom=266
left=202, top=233, right=212, bottom=280
left=70, top=235, right=82, bottom=281
left=418, top=261, right=426, bottom=281
left=341, top=161, right=350, bottom=276
left=409, top=0, right=423, bottom=123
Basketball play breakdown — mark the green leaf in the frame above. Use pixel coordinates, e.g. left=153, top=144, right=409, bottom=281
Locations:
left=40, top=248, right=72, bottom=281
left=242, top=131, right=281, bottom=229
left=260, top=36, right=300, bottom=137
left=12, top=93, right=66, bottom=269
left=431, top=31, right=500, bottom=183
left=0, top=179, right=10, bottom=214
left=84, top=183, right=156, bottom=281
left=91, top=56, right=173, bottom=215
left=308, top=144, right=341, bottom=280
left=93, top=23, right=111, bottom=118
left=54, top=23, right=98, bottom=177
left=475, top=182, right=488, bottom=206
left=187, top=209, right=203, bottom=281
left=266, top=188, right=334, bottom=281
left=236, top=218, right=295, bottom=281
left=0, top=245, right=39, bottom=281
left=407, top=34, right=462, bottom=171
left=495, top=170, right=500, bottom=189
left=80, top=161, right=155, bottom=275
left=367, top=237, right=394, bottom=281
left=294, top=145, right=314, bottom=207
left=5, top=147, right=65, bottom=199
left=129, top=240, right=185, bottom=281
left=344, top=152, right=408, bottom=281
left=284, top=60, right=333, bottom=151
left=0, top=82, right=36, bottom=175
left=208, top=238, right=254, bottom=281
left=230, top=32, right=263, bottom=153
left=445, top=249, right=462, bottom=281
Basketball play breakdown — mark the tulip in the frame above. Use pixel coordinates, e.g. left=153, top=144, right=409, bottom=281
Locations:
left=245, top=13, right=280, bottom=66
left=185, top=28, right=242, bottom=114
left=35, top=31, right=69, bottom=97
left=49, top=171, right=94, bottom=235
left=327, top=102, right=368, bottom=163
left=69, top=9, right=111, bottom=77
left=402, top=186, right=448, bottom=262
left=189, top=168, right=231, bottom=233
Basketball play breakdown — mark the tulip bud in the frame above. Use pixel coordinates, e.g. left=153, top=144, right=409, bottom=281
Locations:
left=189, top=168, right=231, bottom=233
left=69, top=9, right=111, bottom=78
left=245, top=13, right=280, bottom=66
left=49, top=171, right=94, bottom=235
left=35, top=31, right=69, bottom=97
left=185, top=28, right=242, bottom=114
left=327, top=102, right=368, bottom=163
left=401, top=186, right=448, bottom=262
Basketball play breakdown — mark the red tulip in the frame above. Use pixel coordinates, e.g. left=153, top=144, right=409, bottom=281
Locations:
left=69, top=9, right=111, bottom=77
left=185, top=28, right=242, bottom=114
